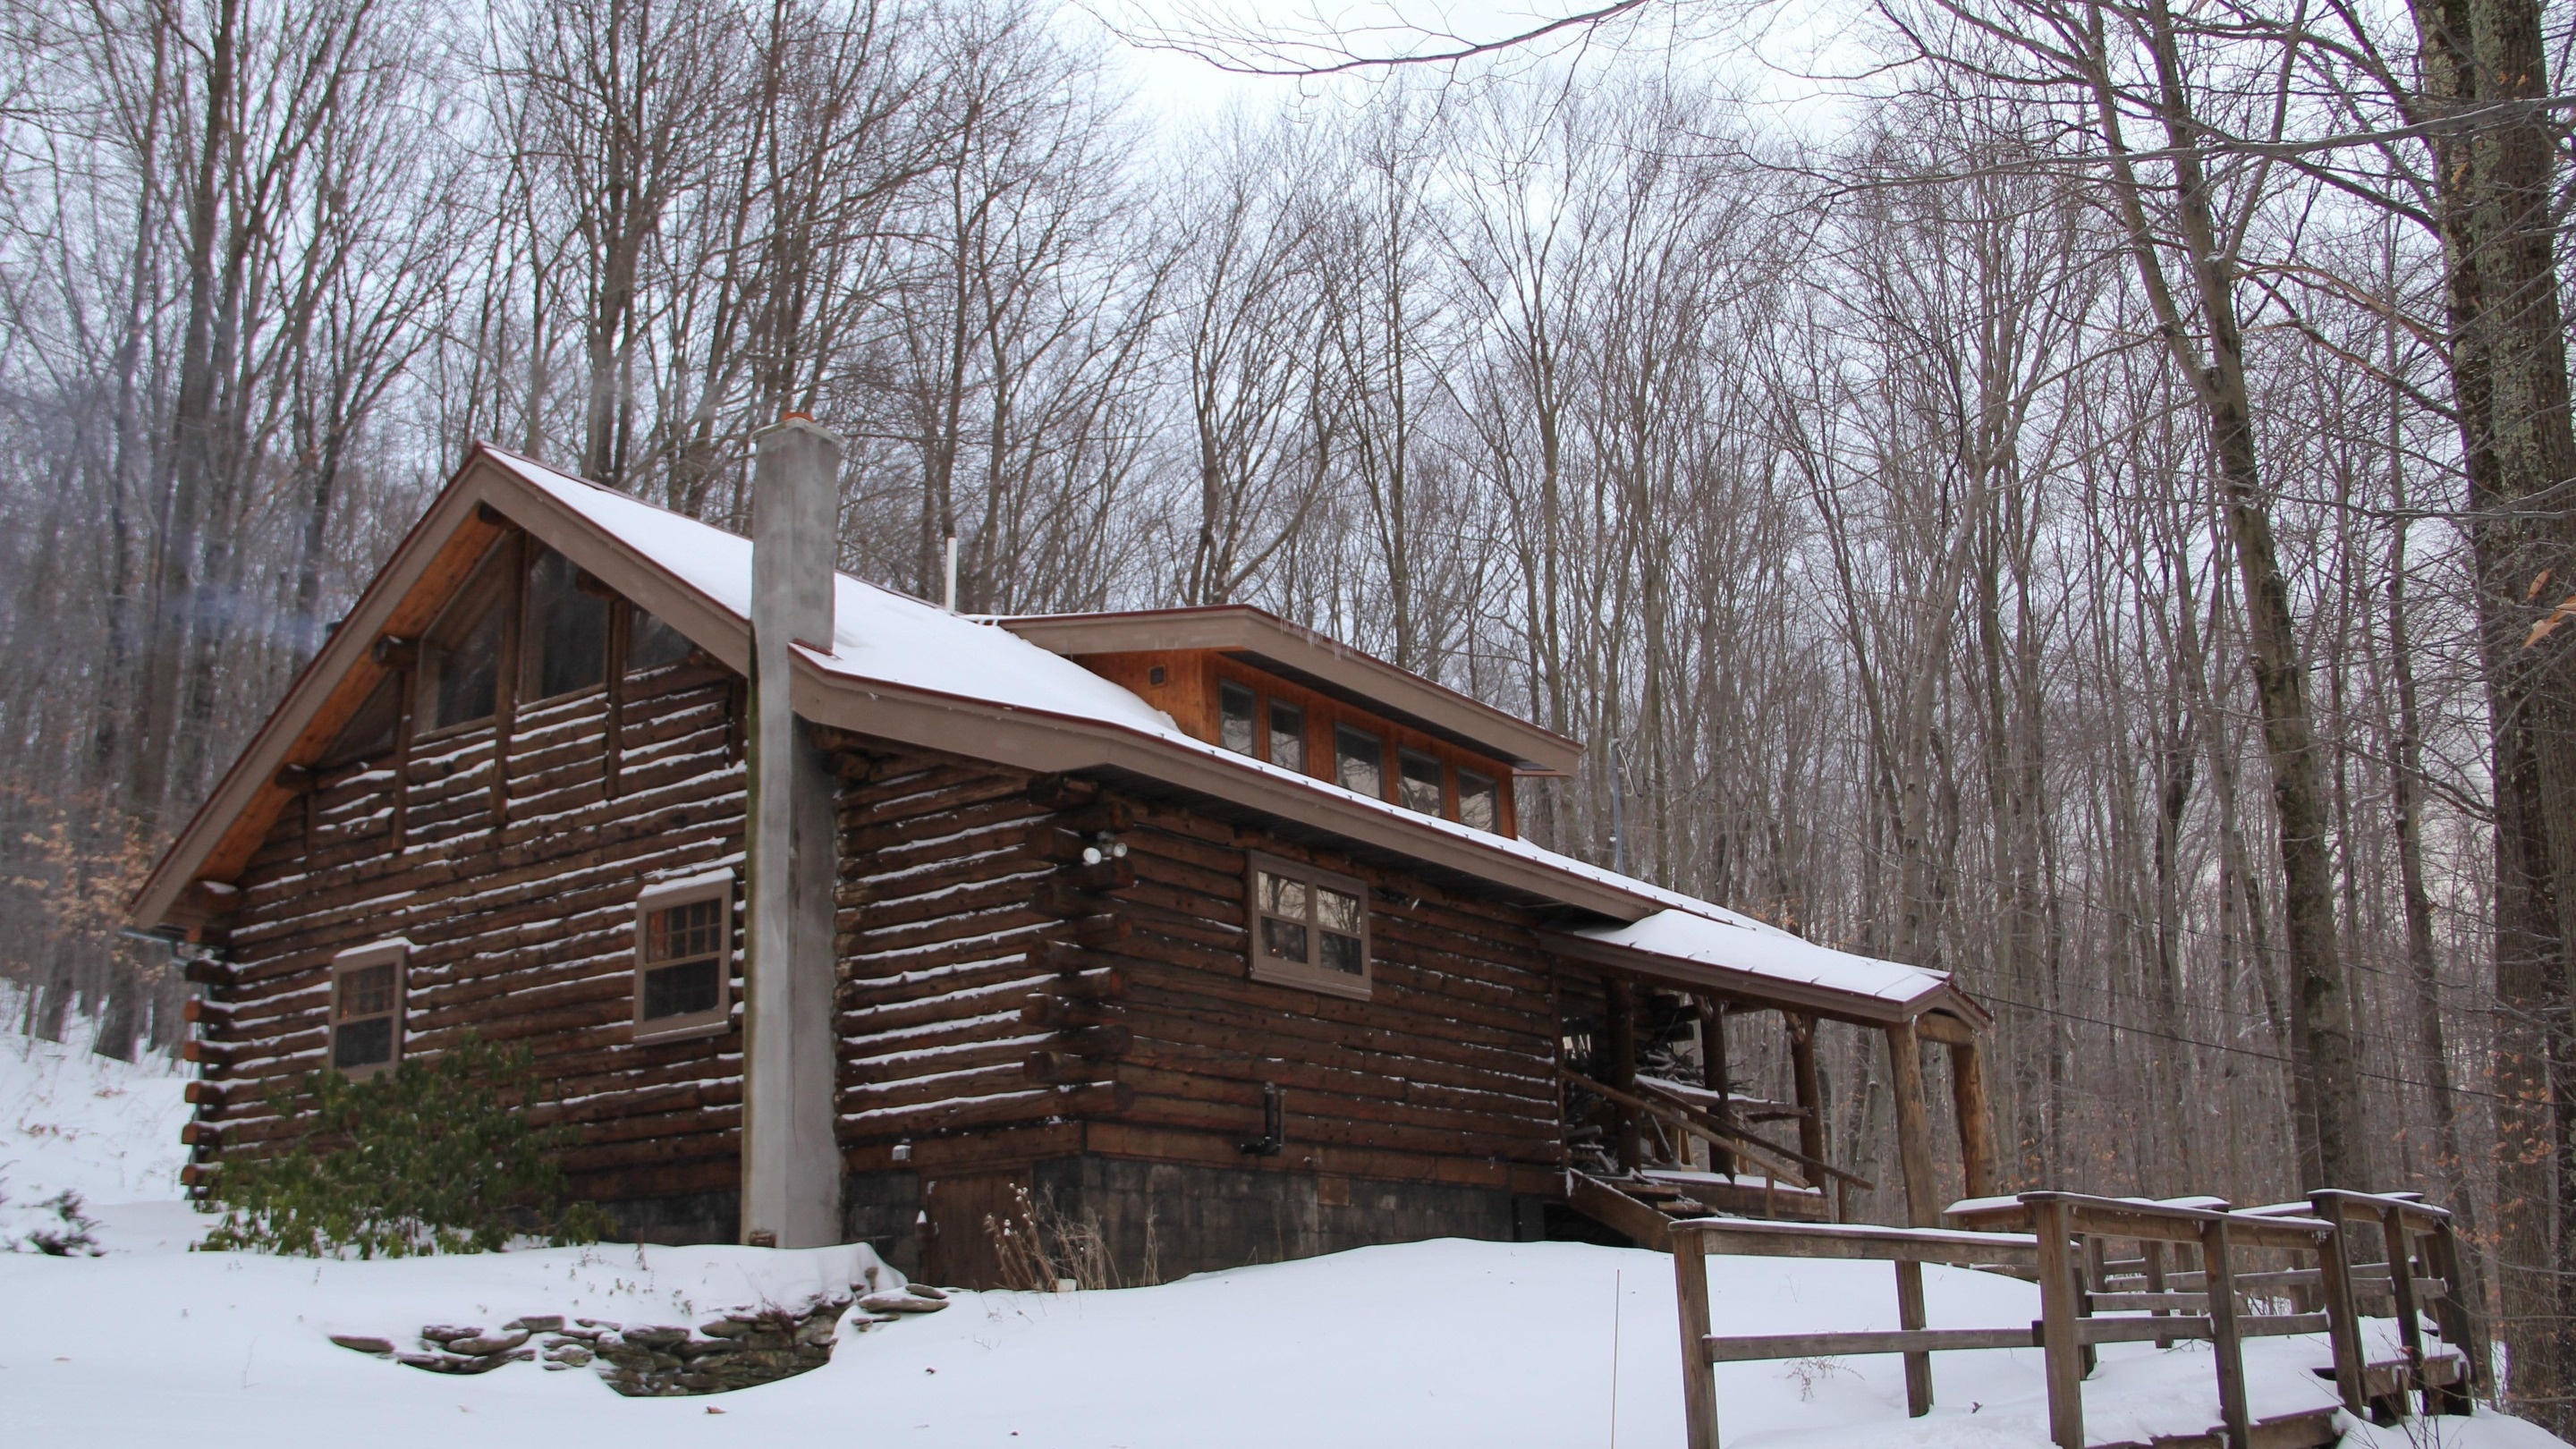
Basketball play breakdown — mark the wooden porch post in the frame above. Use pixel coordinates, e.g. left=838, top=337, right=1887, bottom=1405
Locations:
left=1948, top=1038, right=2001, bottom=1200
left=1885, top=1020, right=1940, bottom=1227
left=1787, top=1013, right=1826, bottom=1166
left=1603, top=973, right=1643, bottom=1172
left=1916, top=1012, right=2003, bottom=1204
left=1696, top=995, right=1735, bottom=1176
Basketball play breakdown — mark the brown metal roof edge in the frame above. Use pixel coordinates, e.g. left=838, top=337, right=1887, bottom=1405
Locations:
left=1540, top=930, right=1992, bottom=1030
left=994, top=605, right=1583, bottom=776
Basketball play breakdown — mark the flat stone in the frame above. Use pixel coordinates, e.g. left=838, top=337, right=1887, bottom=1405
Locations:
left=575, top=1318, right=620, bottom=1329
left=895, top=1283, right=947, bottom=1301
left=860, top=1292, right=948, bottom=1315
left=545, top=1344, right=595, bottom=1367
left=394, top=1352, right=452, bottom=1371
left=699, top=1318, right=750, bottom=1337
left=420, top=1325, right=482, bottom=1343
left=446, top=1330, right=531, bottom=1356
left=504, top=1315, right=564, bottom=1333
left=329, top=1335, right=396, bottom=1356
left=623, top=1326, right=689, bottom=1348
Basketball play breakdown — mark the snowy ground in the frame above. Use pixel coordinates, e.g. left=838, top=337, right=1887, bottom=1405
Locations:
left=2, top=1028, right=2563, bottom=1448
left=0, top=1013, right=191, bottom=1247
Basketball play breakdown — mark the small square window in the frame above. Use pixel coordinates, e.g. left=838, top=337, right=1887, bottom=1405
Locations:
left=636, top=876, right=733, bottom=1041
left=1457, top=769, right=1499, bottom=833
left=328, top=942, right=407, bottom=1080
left=1398, top=749, right=1444, bottom=816
left=1247, top=854, right=1370, bottom=1000
left=1219, top=680, right=1257, bottom=756
left=1268, top=700, right=1306, bottom=774
left=1335, top=724, right=1385, bottom=800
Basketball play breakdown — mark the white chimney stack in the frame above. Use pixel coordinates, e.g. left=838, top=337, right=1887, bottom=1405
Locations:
left=743, top=414, right=843, bottom=1249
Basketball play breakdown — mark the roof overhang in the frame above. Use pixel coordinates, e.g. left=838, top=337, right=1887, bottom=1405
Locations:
left=1542, top=929, right=1993, bottom=1030
left=996, top=606, right=1582, bottom=775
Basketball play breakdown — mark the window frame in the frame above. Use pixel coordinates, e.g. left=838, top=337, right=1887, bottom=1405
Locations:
left=1456, top=767, right=1501, bottom=833
left=1266, top=696, right=1308, bottom=775
left=1396, top=746, right=1445, bottom=817
left=327, top=941, right=408, bottom=1080
left=413, top=537, right=518, bottom=741
left=1217, top=678, right=1258, bottom=757
left=516, top=546, right=612, bottom=707
left=1244, top=852, right=1372, bottom=1001
left=1333, top=722, right=1389, bottom=801
left=633, top=873, right=735, bottom=1043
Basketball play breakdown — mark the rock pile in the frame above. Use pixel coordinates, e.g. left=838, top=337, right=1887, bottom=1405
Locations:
left=327, top=1284, right=952, bottom=1396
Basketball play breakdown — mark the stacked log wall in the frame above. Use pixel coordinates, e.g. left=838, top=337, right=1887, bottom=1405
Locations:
left=186, top=662, right=748, bottom=1228
left=828, top=758, right=1565, bottom=1199
left=1089, top=793, right=1566, bottom=1196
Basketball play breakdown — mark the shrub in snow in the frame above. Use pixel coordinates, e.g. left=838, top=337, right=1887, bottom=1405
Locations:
left=2, top=1185, right=104, bottom=1255
left=199, top=1037, right=613, bottom=1258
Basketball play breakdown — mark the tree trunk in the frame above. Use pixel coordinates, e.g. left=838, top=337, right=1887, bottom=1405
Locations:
left=2406, top=0, right=2576, bottom=1417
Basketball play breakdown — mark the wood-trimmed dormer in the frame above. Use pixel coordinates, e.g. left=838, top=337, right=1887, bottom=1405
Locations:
left=996, top=606, right=1580, bottom=840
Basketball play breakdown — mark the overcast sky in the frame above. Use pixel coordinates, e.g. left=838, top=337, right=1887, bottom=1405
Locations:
left=1078, top=0, right=1868, bottom=133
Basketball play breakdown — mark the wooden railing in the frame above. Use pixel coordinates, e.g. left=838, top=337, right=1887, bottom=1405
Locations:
left=1558, top=1066, right=1873, bottom=1220
left=1669, top=1189, right=2486, bottom=1449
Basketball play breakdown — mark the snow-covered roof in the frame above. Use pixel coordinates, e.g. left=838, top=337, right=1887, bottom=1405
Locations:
left=143, top=445, right=1977, bottom=1028
left=484, top=448, right=1978, bottom=1024
left=1559, top=911, right=1946, bottom=1008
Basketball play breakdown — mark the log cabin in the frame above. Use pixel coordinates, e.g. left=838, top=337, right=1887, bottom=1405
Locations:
left=134, top=422, right=2000, bottom=1285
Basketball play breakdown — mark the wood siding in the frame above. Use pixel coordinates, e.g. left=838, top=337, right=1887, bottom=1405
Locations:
left=186, top=661, right=749, bottom=1209
left=828, top=743, right=1565, bottom=1199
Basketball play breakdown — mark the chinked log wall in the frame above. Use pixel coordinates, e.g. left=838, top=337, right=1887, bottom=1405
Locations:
left=828, top=743, right=1567, bottom=1198
left=186, top=661, right=749, bottom=1224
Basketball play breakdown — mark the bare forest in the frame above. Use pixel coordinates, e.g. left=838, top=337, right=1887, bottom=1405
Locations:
left=6, top=0, right=2576, bottom=1426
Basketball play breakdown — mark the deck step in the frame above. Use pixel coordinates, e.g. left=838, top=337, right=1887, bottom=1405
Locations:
left=2090, top=1406, right=2337, bottom=1449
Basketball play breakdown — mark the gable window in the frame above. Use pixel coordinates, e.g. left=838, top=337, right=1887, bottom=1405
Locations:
left=322, top=672, right=402, bottom=767
left=1248, top=854, right=1370, bottom=999
left=520, top=547, right=608, bottom=701
left=1268, top=700, right=1306, bottom=774
left=1457, top=768, right=1500, bottom=833
left=419, top=540, right=513, bottom=733
left=1219, top=680, right=1257, bottom=756
left=635, top=874, right=733, bottom=1041
left=329, top=942, right=407, bottom=1079
left=1398, top=749, right=1444, bottom=816
left=1334, top=724, right=1385, bottom=800
left=627, top=606, right=692, bottom=674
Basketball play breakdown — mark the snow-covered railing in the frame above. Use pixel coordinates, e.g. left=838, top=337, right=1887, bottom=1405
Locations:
left=1670, top=1189, right=2487, bottom=1449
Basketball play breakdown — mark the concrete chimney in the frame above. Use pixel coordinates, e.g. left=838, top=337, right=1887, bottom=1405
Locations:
left=743, top=416, right=843, bottom=1249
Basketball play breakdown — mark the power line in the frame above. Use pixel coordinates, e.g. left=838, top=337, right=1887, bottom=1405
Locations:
left=1973, top=986, right=2521, bottom=1106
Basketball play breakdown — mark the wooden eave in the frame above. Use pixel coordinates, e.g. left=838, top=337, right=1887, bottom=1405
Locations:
left=1541, top=929, right=1992, bottom=1030
left=996, top=606, right=1582, bottom=776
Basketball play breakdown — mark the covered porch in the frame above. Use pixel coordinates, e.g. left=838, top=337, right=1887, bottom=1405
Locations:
left=1543, top=910, right=1998, bottom=1241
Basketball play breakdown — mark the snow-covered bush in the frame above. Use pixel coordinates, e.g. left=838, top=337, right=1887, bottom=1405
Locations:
left=2, top=1184, right=104, bottom=1254
left=199, top=1037, right=612, bottom=1258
